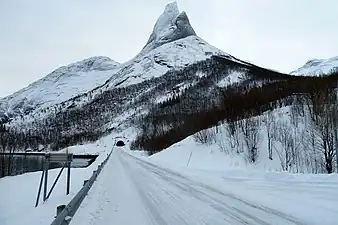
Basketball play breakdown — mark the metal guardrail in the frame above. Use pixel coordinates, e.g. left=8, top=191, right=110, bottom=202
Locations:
left=50, top=150, right=113, bottom=225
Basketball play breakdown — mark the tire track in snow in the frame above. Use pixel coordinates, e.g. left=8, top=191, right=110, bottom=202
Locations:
left=118, top=153, right=170, bottom=225
left=119, top=152, right=232, bottom=225
left=121, top=151, right=307, bottom=225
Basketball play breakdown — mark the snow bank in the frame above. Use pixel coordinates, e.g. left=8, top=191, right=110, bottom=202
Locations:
left=149, top=133, right=281, bottom=172
left=0, top=132, right=120, bottom=225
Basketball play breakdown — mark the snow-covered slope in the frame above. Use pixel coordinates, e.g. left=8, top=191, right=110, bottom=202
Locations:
left=103, top=36, right=229, bottom=90
left=290, top=56, right=338, bottom=76
left=97, top=2, right=236, bottom=91
left=145, top=105, right=316, bottom=174
left=0, top=56, right=120, bottom=117
left=1, top=2, right=237, bottom=122
left=216, top=70, right=247, bottom=88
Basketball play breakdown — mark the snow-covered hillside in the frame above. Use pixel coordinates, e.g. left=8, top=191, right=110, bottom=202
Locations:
left=290, top=56, right=338, bottom=76
left=102, top=36, right=228, bottom=90
left=148, top=103, right=334, bottom=174
left=1, top=2, right=238, bottom=124
left=0, top=56, right=120, bottom=118
left=98, top=1, right=237, bottom=91
left=2, top=1, right=243, bottom=130
left=216, top=70, right=247, bottom=88
left=149, top=113, right=281, bottom=172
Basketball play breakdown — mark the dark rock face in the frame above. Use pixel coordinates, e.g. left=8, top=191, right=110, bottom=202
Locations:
left=304, top=59, right=322, bottom=67
left=142, top=2, right=196, bottom=53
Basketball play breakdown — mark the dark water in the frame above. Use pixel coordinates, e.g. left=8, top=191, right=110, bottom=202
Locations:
left=0, top=154, right=98, bottom=178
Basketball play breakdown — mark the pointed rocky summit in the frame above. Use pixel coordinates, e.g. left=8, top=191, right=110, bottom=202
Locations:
left=141, top=2, right=196, bottom=53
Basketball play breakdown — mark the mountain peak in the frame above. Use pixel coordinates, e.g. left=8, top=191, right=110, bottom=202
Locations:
left=52, top=56, right=120, bottom=74
left=141, top=2, right=196, bottom=53
left=304, top=59, right=322, bottom=67
left=290, top=56, right=338, bottom=76
left=163, top=1, right=179, bottom=15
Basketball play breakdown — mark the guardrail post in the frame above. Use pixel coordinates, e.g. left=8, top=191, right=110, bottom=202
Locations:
left=43, top=158, right=49, bottom=201
left=67, top=161, right=71, bottom=195
left=55, top=205, right=66, bottom=218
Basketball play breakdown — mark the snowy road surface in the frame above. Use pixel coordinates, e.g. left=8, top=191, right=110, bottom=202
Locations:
left=71, top=149, right=338, bottom=225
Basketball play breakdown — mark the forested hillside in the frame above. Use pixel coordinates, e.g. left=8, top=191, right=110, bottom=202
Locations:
left=132, top=57, right=338, bottom=173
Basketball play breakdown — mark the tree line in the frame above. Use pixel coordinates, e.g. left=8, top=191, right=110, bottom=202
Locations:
left=1, top=55, right=338, bottom=174
left=132, top=67, right=338, bottom=173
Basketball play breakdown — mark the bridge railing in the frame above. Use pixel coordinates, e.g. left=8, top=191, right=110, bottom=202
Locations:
left=50, top=150, right=113, bottom=225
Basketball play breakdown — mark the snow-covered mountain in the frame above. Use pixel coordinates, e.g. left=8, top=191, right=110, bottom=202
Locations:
left=0, top=1, right=237, bottom=122
left=2, top=1, right=296, bottom=154
left=102, top=36, right=230, bottom=90
left=0, top=56, right=120, bottom=119
left=290, top=56, right=338, bottom=76
left=100, top=1, right=237, bottom=91
left=141, top=2, right=196, bottom=54
left=2, top=4, right=338, bottom=224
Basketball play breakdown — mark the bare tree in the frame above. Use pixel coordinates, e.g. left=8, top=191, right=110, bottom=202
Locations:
left=263, top=112, right=275, bottom=160
left=274, top=121, right=294, bottom=171
left=193, top=129, right=216, bottom=146
left=290, top=104, right=303, bottom=172
left=315, top=109, right=335, bottom=173
left=302, top=111, right=323, bottom=173
left=0, top=129, right=6, bottom=177
left=217, top=137, right=229, bottom=154
left=225, top=120, right=241, bottom=154
left=306, top=88, right=338, bottom=173
left=241, top=117, right=260, bottom=163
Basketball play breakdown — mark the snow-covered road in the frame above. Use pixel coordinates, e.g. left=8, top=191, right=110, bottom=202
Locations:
left=71, top=149, right=338, bottom=225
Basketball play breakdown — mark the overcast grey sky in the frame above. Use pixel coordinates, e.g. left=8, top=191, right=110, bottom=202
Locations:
left=1, top=0, right=337, bottom=97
